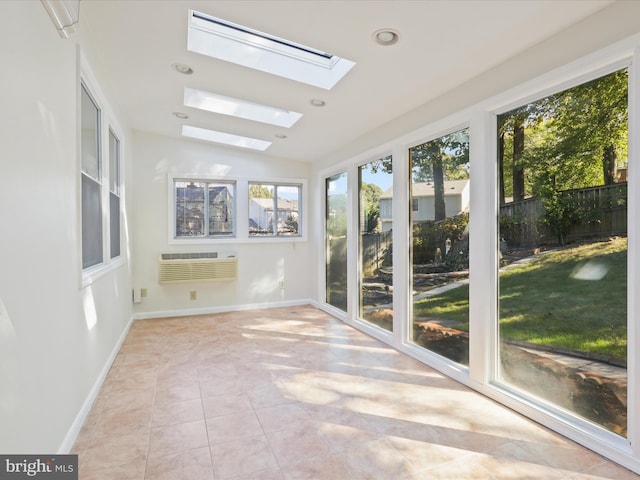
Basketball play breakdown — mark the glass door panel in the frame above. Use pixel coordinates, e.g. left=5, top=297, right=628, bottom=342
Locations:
left=409, top=128, right=470, bottom=365
left=358, top=157, right=393, bottom=331
left=497, top=68, right=628, bottom=436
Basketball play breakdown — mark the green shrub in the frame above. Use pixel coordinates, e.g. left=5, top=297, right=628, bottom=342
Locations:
left=413, top=212, right=469, bottom=268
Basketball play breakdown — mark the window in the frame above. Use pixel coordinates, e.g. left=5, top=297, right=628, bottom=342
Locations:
left=80, top=78, right=123, bottom=279
left=248, top=183, right=301, bottom=237
left=181, top=125, right=271, bottom=151
left=359, top=156, right=393, bottom=331
left=174, top=179, right=235, bottom=238
left=496, top=68, right=628, bottom=436
left=410, top=127, right=470, bottom=366
left=326, top=172, right=348, bottom=311
left=81, top=84, right=103, bottom=269
left=412, top=198, right=419, bottom=212
left=108, top=129, right=121, bottom=259
left=187, top=10, right=355, bottom=90
left=184, top=87, right=302, bottom=128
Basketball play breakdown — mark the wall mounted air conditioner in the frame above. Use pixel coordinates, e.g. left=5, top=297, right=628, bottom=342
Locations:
left=158, top=252, right=237, bottom=284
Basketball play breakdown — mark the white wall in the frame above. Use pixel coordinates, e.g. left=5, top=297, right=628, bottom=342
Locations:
left=312, top=1, right=640, bottom=173
left=130, top=131, right=313, bottom=317
left=0, top=1, right=133, bottom=453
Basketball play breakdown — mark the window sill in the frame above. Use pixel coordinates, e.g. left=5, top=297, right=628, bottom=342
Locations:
left=168, top=235, right=306, bottom=245
left=81, top=256, right=125, bottom=288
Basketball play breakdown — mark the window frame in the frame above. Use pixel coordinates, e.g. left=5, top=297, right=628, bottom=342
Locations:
left=168, top=175, right=307, bottom=244
left=79, top=61, right=125, bottom=287
left=248, top=182, right=303, bottom=238
left=486, top=60, right=633, bottom=447
left=80, top=83, right=103, bottom=271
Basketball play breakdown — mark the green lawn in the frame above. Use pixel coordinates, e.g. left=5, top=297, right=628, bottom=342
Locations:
left=413, top=237, right=627, bottom=362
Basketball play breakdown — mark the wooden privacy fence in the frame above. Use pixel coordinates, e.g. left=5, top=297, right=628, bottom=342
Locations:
left=500, top=182, right=627, bottom=246
left=361, top=230, right=392, bottom=276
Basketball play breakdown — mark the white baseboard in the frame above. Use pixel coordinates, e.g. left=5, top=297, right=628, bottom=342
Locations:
left=131, top=298, right=317, bottom=320
left=57, top=315, right=135, bottom=454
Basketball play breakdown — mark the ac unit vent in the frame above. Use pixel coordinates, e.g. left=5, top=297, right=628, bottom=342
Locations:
left=158, top=253, right=237, bottom=284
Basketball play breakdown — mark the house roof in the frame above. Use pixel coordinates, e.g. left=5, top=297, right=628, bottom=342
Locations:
left=380, top=179, right=469, bottom=199
left=250, top=197, right=299, bottom=210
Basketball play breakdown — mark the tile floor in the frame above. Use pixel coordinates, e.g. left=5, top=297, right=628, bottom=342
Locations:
left=72, top=305, right=639, bottom=479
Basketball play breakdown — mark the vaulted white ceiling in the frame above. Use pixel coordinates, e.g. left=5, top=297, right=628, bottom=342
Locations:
left=79, top=0, right=613, bottom=163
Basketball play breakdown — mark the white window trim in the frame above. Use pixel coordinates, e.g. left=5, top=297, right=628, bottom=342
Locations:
left=80, top=56, right=125, bottom=288
left=168, top=174, right=307, bottom=244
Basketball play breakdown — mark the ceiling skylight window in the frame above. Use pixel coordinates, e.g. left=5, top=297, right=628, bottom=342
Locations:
left=184, top=88, right=302, bottom=128
left=182, top=125, right=271, bottom=151
left=187, top=10, right=356, bottom=90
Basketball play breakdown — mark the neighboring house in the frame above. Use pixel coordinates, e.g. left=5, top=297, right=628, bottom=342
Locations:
left=249, top=197, right=299, bottom=233
left=175, top=185, right=233, bottom=236
left=379, top=179, right=470, bottom=231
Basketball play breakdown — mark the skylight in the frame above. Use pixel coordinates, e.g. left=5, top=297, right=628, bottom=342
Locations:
left=182, top=125, right=271, bottom=151
left=187, top=10, right=356, bottom=90
left=184, top=88, right=302, bottom=128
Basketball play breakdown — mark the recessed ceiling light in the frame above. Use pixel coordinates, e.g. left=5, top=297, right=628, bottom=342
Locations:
left=187, top=10, right=355, bottom=90
left=373, top=29, right=399, bottom=46
left=182, top=125, right=271, bottom=151
left=172, top=112, right=189, bottom=119
left=172, top=63, right=194, bottom=75
left=310, top=99, right=326, bottom=107
left=275, top=134, right=287, bottom=139
left=184, top=88, right=302, bottom=128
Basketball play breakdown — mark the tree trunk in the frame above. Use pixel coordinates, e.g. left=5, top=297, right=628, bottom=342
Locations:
left=512, top=117, right=525, bottom=202
left=433, top=156, right=446, bottom=221
left=498, top=132, right=506, bottom=204
left=603, top=144, right=617, bottom=185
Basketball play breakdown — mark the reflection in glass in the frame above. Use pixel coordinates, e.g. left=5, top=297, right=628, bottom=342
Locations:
left=208, top=183, right=234, bottom=235
left=497, top=69, right=628, bottom=436
left=174, top=181, right=235, bottom=237
left=359, top=157, right=393, bottom=331
left=326, top=172, right=348, bottom=311
left=175, top=181, right=205, bottom=236
left=409, top=128, right=470, bottom=365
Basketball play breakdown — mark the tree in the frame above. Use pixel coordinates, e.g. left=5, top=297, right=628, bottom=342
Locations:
left=550, top=69, right=628, bottom=187
left=499, top=68, right=628, bottom=245
left=512, top=112, right=526, bottom=202
left=513, top=69, right=628, bottom=196
left=368, top=155, right=393, bottom=175
left=361, top=182, right=383, bottom=232
left=249, top=185, right=272, bottom=198
left=411, top=129, right=469, bottom=221
left=498, top=101, right=553, bottom=202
